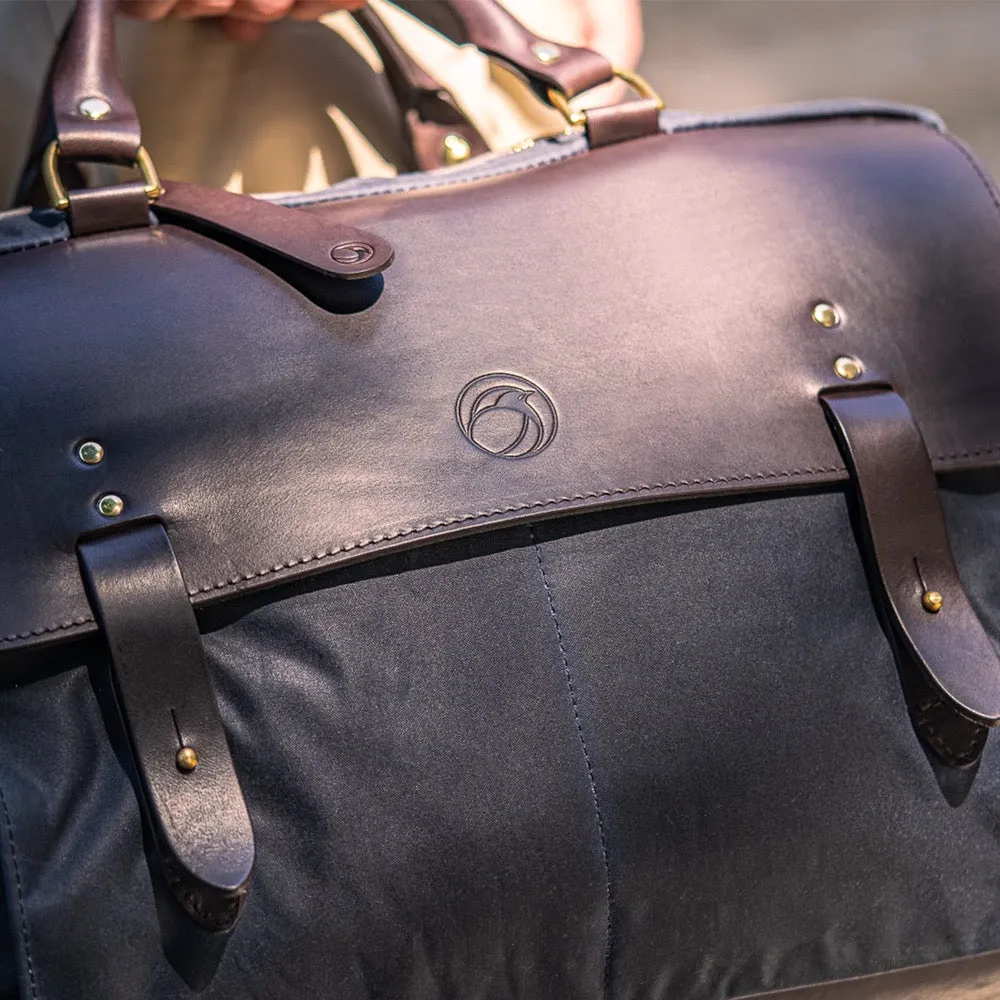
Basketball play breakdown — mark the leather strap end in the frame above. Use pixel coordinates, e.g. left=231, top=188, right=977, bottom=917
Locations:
left=822, top=388, right=1000, bottom=766
left=78, top=522, right=255, bottom=931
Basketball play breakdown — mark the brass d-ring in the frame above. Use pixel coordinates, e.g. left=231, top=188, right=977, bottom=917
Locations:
left=547, top=68, right=665, bottom=130
left=42, top=140, right=163, bottom=212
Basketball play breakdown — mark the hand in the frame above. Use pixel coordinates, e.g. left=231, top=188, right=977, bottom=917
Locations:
left=119, top=0, right=366, bottom=43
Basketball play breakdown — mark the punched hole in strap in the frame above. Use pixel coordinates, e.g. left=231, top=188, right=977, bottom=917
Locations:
left=77, top=520, right=254, bottom=931
left=821, top=387, right=1000, bottom=768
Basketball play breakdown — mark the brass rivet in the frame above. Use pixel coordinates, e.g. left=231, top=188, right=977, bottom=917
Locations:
left=176, top=746, right=199, bottom=773
left=77, top=441, right=105, bottom=465
left=834, top=356, right=863, bottom=381
left=442, top=133, right=472, bottom=165
left=78, top=96, right=111, bottom=121
left=530, top=41, right=562, bottom=65
left=922, top=590, right=944, bottom=613
left=811, top=302, right=841, bottom=328
left=97, top=494, right=124, bottom=518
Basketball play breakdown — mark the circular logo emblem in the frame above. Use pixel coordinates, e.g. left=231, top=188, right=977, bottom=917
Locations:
left=331, top=242, right=375, bottom=265
left=455, top=373, right=557, bottom=459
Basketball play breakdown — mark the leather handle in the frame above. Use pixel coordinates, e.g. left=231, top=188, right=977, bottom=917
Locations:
left=394, top=0, right=614, bottom=99
left=353, top=5, right=489, bottom=170
left=51, top=0, right=141, bottom=163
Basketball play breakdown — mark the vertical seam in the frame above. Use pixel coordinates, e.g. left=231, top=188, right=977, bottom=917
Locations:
left=0, top=782, right=39, bottom=1000
left=529, top=526, right=613, bottom=999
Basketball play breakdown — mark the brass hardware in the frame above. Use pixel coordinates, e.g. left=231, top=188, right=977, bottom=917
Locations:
left=78, top=97, right=111, bottom=121
left=922, top=590, right=944, bottom=614
left=176, top=746, right=199, bottom=773
left=77, top=441, right=105, bottom=465
left=97, top=494, right=124, bottom=518
left=42, top=141, right=163, bottom=212
left=442, top=133, right=472, bottom=166
left=811, top=302, right=840, bottom=328
left=511, top=138, right=536, bottom=153
left=834, top=356, right=863, bottom=381
left=547, top=68, right=664, bottom=131
left=530, top=41, right=562, bottom=65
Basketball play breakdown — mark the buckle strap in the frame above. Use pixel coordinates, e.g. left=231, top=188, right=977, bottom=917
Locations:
left=822, top=387, right=1000, bottom=767
left=78, top=521, right=254, bottom=931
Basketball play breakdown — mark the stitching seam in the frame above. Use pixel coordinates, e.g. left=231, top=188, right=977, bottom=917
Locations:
left=3, top=444, right=997, bottom=644
left=276, top=146, right=588, bottom=207
left=939, top=131, right=1000, bottom=218
left=183, top=465, right=846, bottom=598
left=530, top=526, right=613, bottom=998
left=0, top=783, right=39, bottom=1000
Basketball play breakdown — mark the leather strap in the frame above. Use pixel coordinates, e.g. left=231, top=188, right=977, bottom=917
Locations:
left=51, top=0, right=141, bottom=163
left=354, top=6, right=489, bottom=170
left=396, top=0, right=614, bottom=99
left=822, top=388, right=1000, bottom=767
left=78, top=522, right=255, bottom=931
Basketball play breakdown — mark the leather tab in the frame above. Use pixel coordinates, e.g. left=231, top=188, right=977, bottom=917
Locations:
left=67, top=181, right=150, bottom=237
left=51, top=0, right=141, bottom=163
left=154, top=182, right=394, bottom=281
left=78, top=522, right=254, bottom=931
left=822, top=388, right=1000, bottom=766
left=586, top=100, right=662, bottom=149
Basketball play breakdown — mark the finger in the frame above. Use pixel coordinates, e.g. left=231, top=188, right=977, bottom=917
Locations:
left=118, top=0, right=184, bottom=20
left=287, top=0, right=353, bottom=21
left=222, top=0, right=296, bottom=22
left=170, top=0, right=236, bottom=18
left=220, top=15, right=267, bottom=39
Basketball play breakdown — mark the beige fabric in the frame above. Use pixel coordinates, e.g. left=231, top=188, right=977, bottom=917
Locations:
left=0, top=1, right=573, bottom=210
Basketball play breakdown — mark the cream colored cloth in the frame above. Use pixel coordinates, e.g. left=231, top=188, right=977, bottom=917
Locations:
left=0, top=1, right=569, bottom=209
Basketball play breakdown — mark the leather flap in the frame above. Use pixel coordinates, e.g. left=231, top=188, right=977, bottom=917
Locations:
left=2, top=117, right=1000, bottom=656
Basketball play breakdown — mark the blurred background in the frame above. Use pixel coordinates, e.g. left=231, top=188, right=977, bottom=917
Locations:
left=636, top=1, right=1000, bottom=174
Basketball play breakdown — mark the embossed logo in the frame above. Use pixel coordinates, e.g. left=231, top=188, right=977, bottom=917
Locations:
left=455, top=373, right=558, bottom=459
left=330, top=241, right=374, bottom=265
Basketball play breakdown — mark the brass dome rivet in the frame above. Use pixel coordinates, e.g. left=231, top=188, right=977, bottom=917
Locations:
left=176, top=746, right=199, bottom=773
left=97, top=494, right=124, bottom=518
left=530, top=41, right=562, bottom=65
left=78, top=96, right=111, bottom=121
left=922, top=590, right=944, bottom=613
left=812, top=302, right=840, bottom=328
left=834, top=356, right=863, bottom=381
left=77, top=441, right=105, bottom=465
left=442, top=133, right=472, bottom=166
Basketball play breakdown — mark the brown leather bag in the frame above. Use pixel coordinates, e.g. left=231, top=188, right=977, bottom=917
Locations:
left=2, top=2, right=1000, bottom=998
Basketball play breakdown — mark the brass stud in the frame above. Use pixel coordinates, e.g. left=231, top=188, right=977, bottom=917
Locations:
left=922, top=590, right=944, bottom=613
left=78, top=96, right=111, bottom=121
left=811, top=302, right=841, bottom=328
left=176, top=746, right=199, bottom=773
left=77, top=441, right=105, bottom=465
left=97, top=494, right=124, bottom=518
left=530, top=41, right=562, bottom=65
left=442, top=133, right=472, bottom=166
left=834, top=356, right=863, bottom=381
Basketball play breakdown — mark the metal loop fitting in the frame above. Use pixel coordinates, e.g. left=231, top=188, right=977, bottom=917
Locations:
left=42, top=140, right=163, bottom=212
left=547, top=68, right=664, bottom=130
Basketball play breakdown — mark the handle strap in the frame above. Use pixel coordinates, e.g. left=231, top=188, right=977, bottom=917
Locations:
left=353, top=5, right=489, bottom=169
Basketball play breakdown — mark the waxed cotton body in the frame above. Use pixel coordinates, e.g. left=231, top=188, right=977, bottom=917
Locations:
left=2, top=485, right=1000, bottom=1000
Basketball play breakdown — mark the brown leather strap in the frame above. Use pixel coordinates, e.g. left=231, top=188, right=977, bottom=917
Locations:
left=353, top=6, right=489, bottom=170
left=822, top=388, right=1000, bottom=767
left=396, top=0, right=614, bottom=99
left=51, top=0, right=141, bottom=163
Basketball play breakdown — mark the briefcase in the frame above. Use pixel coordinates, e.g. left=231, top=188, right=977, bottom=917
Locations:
left=3, top=2, right=1000, bottom=997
